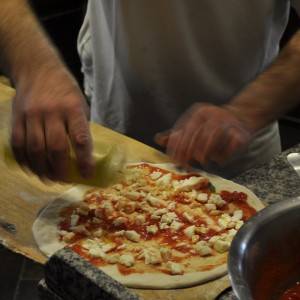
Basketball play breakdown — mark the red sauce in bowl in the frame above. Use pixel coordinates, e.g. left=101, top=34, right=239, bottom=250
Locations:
left=280, top=281, right=300, bottom=300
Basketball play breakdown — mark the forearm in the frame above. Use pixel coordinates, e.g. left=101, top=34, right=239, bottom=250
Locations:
left=0, top=0, right=67, bottom=86
left=226, top=30, right=300, bottom=132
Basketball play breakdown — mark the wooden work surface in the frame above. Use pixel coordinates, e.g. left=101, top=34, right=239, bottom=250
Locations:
left=0, top=82, right=230, bottom=300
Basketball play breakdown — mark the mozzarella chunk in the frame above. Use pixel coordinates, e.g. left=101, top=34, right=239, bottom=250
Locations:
left=183, top=225, right=196, bottom=238
left=209, top=194, right=226, bottom=208
left=196, top=193, right=209, bottom=203
left=227, top=228, right=238, bottom=237
left=166, top=262, right=184, bottom=275
left=176, top=242, right=188, bottom=248
left=232, top=210, right=243, bottom=221
left=187, top=190, right=197, bottom=199
left=235, top=220, right=244, bottom=230
left=208, top=236, right=219, bottom=246
left=116, top=244, right=126, bottom=251
left=59, top=230, right=68, bottom=236
left=114, top=230, right=125, bottom=237
left=123, top=202, right=136, bottom=214
left=125, top=167, right=146, bottom=182
left=113, top=217, right=128, bottom=227
left=88, top=203, right=98, bottom=210
left=71, top=225, right=90, bottom=235
left=191, top=235, right=200, bottom=243
left=218, top=213, right=232, bottom=229
left=150, top=171, right=162, bottom=180
left=92, top=217, right=101, bottom=224
left=167, top=202, right=176, bottom=210
left=170, top=221, right=184, bottom=231
left=140, top=201, right=154, bottom=213
left=93, top=228, right=103, bottom=238
left=159, top=222, right=170, bottom=230
left=102, top=201, right=114, bottom=214
left=125, top=191, right=141, bottom=201
left=89, top=247, right=106, bottom=258
left=144, top=247, right=162, bottom=265
left=227, top=221, right=236, bottom=229
left=210, top=210, right=222, bottom=216
left=182, top=212, right=194, bottom=223
left=195, top=241, right=212, bottom=256
left=125, top=230, right=141, bottom=242
left=213, top=239, right=231, bottom=253
left=81, top=239, right=98, bottom=250
left=146, top=225, right=158, bottom=234
left=102, top=243, right=116, bottom=253
left=77, top=203, right=90, bottom=216
left=135, top=214, right=146, bottom=225
left=113, top=184, right=123, bottom=191
left=160, top=247, right=172, bottom=261
left=105, top=255, right=119, bottom=264
left=161, top=212, right=178, bottom=225
left=157, top=173, right=172, bottom=186
left=195, top=226, right=209, bottom=234
left=70, top=214, right=79, bottom=227
left=119, top=254, right=135, bottom=267
left=151, top=208, right=168, bottom=220
left=205, top=203, right=217, bottom=211
left=173, top=176, right=206, bottom=192
left=146, top=195, right=163, bottom=207
left=62, top=232, right=75, bottom=242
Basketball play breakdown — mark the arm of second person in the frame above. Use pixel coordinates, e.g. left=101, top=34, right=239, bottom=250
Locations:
left=156, top=30, right=300, bottom=167
left=0, top=0, right=94, bottom=180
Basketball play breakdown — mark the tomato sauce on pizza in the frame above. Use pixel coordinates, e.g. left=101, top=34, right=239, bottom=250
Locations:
left=56, top=163, right=260, bottom=277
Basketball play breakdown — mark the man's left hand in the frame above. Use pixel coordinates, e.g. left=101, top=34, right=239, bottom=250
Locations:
left=155, top=103, right=253, bottom=167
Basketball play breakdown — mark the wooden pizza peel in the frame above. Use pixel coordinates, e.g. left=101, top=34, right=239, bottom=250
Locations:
left=0, top=81, right=230, bottom=300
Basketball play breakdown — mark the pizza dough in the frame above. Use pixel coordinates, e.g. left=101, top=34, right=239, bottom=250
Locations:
left=33, top=163, right=264, bottom=289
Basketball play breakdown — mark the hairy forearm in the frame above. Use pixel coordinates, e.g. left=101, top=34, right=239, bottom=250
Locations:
left=226, top=30, right=300, bottom=132
left=0, top=0, right=66, bottom=86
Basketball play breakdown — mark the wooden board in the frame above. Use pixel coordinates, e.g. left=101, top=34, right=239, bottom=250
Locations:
left=0, top=82, right=230, bottom=299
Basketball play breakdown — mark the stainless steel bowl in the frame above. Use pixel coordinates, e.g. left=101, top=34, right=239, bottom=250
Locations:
left=228, top=197, right=300, bottom=300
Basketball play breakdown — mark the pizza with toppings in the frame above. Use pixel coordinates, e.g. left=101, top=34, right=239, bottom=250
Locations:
left=33, top=163, right=264, bottom=289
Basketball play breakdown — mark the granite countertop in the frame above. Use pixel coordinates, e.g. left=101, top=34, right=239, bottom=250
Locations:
left=234, top=144, right=300, bottom=205
left=218, top=144, right=300, bottom=300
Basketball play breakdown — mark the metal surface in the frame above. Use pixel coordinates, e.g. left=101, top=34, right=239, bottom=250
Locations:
left=228, top=197, right=300, bottom=300
left=287, top=152, right=300, bottom=176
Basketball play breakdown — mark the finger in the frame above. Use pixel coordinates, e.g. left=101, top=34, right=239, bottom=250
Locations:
left=221, top=127, right=250, bottom=161
left=10, top=114, right=28, bottom=169
left=45, top=115, right=70, bottom=181
left=154, top=130, right=171, bottom=147
left=207, top=126, right=247, bottom=165
left=166, top=129, right=183, bottom=160
left=172, top=122, right=200, bottom=166
left=25, top=115, right=48, bottom=177
left=194, top=125, right=226, bottom=166
left=67, top=107, right=94, bottom=178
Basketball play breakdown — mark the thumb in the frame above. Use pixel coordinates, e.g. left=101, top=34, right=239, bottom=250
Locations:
left=154, top=130, right=171, bottom=147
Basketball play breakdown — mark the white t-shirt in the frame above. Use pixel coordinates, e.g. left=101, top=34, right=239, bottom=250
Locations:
left=78, top=0, right=300, bottom=177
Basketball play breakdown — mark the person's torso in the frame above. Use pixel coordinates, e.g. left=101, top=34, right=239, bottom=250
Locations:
left=78, top=0, right=288, bottom=176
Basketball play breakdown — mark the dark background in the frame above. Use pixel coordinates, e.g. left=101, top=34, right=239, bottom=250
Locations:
left=29, top=0, right=87, bottom=87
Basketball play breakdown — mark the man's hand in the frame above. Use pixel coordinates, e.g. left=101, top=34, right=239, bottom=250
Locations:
left=11, top=67, right=94, bottom=181
left=155, top=103, right=253, bottom=167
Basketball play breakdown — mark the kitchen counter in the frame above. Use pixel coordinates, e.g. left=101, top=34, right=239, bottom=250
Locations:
left=235, top=145, right=300, bottom=205
left=218, top=144, right=300, bottom=300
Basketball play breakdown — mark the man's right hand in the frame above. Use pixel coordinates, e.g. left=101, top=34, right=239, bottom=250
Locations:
left=10, top=66, right=94, bottom=182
